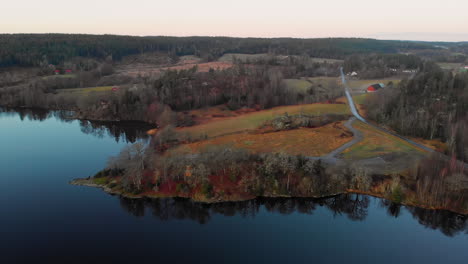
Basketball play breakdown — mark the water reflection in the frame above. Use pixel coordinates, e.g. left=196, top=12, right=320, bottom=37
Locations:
left=117, top=194, right=468, bottom=236
left=0, top=107, right=153, bottom=143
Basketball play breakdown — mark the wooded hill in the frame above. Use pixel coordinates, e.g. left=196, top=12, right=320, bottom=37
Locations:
left=0, top=34, right=437, bottom=67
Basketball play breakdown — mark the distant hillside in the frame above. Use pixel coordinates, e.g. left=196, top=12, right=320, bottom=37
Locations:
left=0, top=34, right=436, bottom=67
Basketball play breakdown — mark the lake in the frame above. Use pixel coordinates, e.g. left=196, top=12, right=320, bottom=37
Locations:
left=0, top=108, right=467, bottom=263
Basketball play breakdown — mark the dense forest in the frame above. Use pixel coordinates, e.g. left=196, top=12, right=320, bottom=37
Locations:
left=366, top=62, right=468, bottom=161
left=0, top=34, right=437, bottom=67
left=343, top=53, right=423, bottom=78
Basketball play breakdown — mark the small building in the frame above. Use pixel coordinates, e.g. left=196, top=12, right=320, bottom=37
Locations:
left=54, top=70, right=60, bottom=75
left=111, top=86, right=119, bottom=92
left=464, top=66, right=468, bottom=70
left=366, top=84, right=383, bottom=93
left=65, top=69, right=72, bottom=73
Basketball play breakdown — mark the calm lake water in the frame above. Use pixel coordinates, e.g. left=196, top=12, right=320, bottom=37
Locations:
left=1, top=108, right=467, bottom=263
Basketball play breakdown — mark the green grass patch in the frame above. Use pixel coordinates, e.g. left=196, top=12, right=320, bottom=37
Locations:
left=93, top=177, right=109, bottom=185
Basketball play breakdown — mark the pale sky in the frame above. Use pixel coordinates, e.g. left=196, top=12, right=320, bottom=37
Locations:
left=1, top=0, right=467, bottom=41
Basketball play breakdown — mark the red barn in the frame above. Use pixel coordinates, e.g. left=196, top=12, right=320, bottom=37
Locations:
left=111, top=86, right=119, bottom=91
left=366, top=84, right=383, bottom=93
left=65, top=69, right=72, bottom=73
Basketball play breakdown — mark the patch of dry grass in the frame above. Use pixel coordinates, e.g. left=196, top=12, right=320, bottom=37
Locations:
left=342, top=121, right=424, bottom=159
left=179, top=103, right=351, bottom=138
left=175, top=121, right=353, bottom=156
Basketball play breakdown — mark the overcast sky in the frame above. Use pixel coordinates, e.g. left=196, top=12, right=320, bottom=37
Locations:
left=1, top=0, right=467, bottom=41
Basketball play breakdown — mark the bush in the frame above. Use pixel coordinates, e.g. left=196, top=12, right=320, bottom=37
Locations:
left=392, top=186, right=404, bottom=204
left=201, top=182, right=214, bottom=198
left=176, top=183, right=190, bottom=193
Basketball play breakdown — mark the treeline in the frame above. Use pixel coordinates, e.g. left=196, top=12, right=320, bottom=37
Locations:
left=104, top=142, right=468, bottom=214
left=0, top=64, right=341, bottom=124
left=343, top=53, right=422, bottom=78
left=0, top=34, right=436, bottom=67
left=366, top=62, right=468, bottom=161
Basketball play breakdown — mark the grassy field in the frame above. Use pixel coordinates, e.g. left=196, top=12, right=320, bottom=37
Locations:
left=283, top=79, right=312, bottom=93
left=174, top=121, right=353, bottom=157
left=284, top=77, right=339, bottom=93
left=341, top=121, right=424, bottom=160
left=56, top=86, right=115, bottom=95
left=179, top=103, right=350, bottom=138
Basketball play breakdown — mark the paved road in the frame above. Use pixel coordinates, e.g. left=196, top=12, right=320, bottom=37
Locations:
left=340, top=67, right=434, bottom=153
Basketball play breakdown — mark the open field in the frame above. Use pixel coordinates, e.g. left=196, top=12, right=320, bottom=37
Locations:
left=341, top=121, right=424, bottom=160
left=56, top=86, right=116, bottom=95
left=179, top=103, right=350, bottom=138
left=284, top=77, right=339, bottom=93
left=283, top=79, right=312, bottom=93
left=174, top=121, right=353, bottom=157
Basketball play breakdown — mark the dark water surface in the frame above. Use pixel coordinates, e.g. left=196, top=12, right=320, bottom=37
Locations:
left=0, top=109, right=467, bottom=263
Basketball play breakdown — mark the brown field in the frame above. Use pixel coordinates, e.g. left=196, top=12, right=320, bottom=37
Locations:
left=174, top=121, right=353, bottom=157
left=179, top=103, right=350, bottom=138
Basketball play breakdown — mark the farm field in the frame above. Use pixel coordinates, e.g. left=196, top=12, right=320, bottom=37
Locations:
left=173, top=121, right=353, bottom=157
left=179, top=102, right=351, bottom=139
left=341, top=121, right=424, bottom=160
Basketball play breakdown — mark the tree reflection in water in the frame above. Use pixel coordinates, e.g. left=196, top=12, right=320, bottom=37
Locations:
left=1, top=107, right=152, bottom=143
left=118, top=194, right=468, bottom=236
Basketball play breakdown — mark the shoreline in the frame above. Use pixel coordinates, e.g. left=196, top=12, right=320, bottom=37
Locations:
left=70, top=178, right=468, bottom=215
